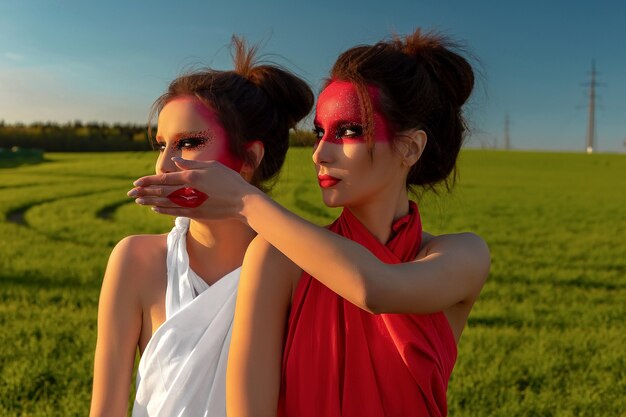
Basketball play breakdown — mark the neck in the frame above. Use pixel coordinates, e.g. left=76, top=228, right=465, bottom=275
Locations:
left=186, top=218, right=256, bottom=285
left=346, top=189, right=411, bottom=244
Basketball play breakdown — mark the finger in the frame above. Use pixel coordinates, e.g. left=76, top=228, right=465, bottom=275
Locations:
left=134, top=171, right=188, bottom=187
left=134, top=196, right=180, bottom=208
left=151, top=206, right=194, bottom=217
left=135, top=191, right=208, bottom=209
left=171, top=157, right=218, bottom=171
left=127, top=185, right=183, bottom=198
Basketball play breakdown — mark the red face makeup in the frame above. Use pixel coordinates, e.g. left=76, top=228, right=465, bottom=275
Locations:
left=313, top=80, right=393, bottom=145
left=155, top=96, right=243, bottom=174
left=312, top=81, right=407, bottom=210
left=166, top=187, right=208, bottom=208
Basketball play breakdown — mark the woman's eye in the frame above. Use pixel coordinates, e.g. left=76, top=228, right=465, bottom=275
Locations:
left=313, top=127, right=324, bottom=140
left=177, top=137, right=206, bottom=150
left=339, top=125, right=363, bottom=138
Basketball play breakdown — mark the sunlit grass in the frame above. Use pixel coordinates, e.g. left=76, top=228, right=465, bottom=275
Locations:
left=0, top=149, right=624, bottom=416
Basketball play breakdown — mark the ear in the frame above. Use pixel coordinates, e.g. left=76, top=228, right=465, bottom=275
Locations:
left=395, top=129, right=427, bottom=167
left=240, top=140, right=265, bottom=181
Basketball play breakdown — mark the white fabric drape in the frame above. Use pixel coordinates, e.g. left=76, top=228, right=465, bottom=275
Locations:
left=132, top=217, right=240, bottom=417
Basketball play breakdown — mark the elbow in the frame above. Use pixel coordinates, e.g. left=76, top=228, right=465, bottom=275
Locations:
left=333, top=261, right=388, bottom=314
left=358, top=272, right=385, bottom=315
left=362, top=287, right=394, bottom=314
left=354, top=259, right=401, bottom=314
left=362, top=298, right=383, bottom=315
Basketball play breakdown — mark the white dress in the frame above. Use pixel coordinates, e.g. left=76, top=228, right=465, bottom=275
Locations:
left=132, top=217, right=240, bottom=417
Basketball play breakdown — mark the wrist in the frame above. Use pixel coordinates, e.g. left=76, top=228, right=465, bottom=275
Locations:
left=238, top=186, right=266, bottom=225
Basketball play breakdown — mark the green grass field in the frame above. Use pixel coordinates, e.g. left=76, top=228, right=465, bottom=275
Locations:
left=0, top=149, right=624, bottom=416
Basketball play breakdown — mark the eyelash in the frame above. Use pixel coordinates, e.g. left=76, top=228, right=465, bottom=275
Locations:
left=156, top=137, right=208, bottom=152
left=313, top=124, right=364, bottom=143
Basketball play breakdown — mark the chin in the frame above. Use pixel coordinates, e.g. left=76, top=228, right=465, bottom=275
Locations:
left=320, top=192, right=341, bottom=208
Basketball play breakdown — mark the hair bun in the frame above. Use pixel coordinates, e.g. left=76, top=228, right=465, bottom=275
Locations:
left=249, top=65, right=313, bottom=129
left=232, top=36, right=313, bottom=129
left=398, top=30, right=474, bottom=107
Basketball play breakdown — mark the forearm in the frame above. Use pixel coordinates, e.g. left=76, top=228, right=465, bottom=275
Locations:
left=239, top=192, right=490, bottom=315
left=90, top=343, right=134, bottom=417
left=240, top=191, right=381, bottom=311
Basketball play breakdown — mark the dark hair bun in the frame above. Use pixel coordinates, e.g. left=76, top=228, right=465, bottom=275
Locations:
left=232, top=38, right=314, bottom=130
left=398, top=31, right=474, bottom=108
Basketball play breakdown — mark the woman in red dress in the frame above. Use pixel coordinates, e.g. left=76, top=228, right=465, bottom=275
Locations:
left=130, top=28, right=490, bottom=417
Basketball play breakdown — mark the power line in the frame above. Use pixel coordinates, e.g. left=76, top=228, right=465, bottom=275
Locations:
left=586, top=60, right=597, bottom=154
left=504, top=113, right=511, bottom=150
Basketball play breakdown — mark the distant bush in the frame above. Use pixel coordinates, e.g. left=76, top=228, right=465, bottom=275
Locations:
left=289, top=129, right=316, bottom=147
left=0, top=122, right=317, bottom=151
left=0, top=121, right=153, bottom=152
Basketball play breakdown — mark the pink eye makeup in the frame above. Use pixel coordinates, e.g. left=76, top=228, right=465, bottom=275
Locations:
left=314, top=80, right=393, bottom=146
left=174, top=129, right=215, bottom=141
left=313, top=123, right=365, bottom=145
left=155, top=129, right=215, bottom=152
left=154, top=96, right=244, bottom=172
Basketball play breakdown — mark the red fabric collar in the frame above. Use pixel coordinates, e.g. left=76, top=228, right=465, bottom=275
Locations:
left=330, top=200, right=422, bottom=264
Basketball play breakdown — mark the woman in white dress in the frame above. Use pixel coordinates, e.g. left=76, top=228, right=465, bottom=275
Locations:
left=89, top=37, right=313, bottom=417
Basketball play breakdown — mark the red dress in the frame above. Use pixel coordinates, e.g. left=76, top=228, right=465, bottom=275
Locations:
left=278, top=202, right=457, bottom=417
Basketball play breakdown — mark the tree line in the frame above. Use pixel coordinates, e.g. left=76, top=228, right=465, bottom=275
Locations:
left=0, top=121, right=317, bottom=152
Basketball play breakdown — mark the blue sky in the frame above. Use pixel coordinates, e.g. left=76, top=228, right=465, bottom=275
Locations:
left=1, top=0, right=624, bottom=152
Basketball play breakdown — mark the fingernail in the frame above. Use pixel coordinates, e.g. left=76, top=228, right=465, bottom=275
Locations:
left=151, top=207, right=160, bottom=213
left=171, top=157, right=183, bottom=162
left=127, top=189, right=138, bottom=197
left=134, top=179, right=144, bottom=186
left=135, top=198, right=145, bottom=205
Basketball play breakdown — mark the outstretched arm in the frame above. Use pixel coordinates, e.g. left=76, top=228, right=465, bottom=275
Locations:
left=239, top=190, right=489, bottom=315
left=130, top=159, right=489, bottom=315
left=226, top=236, right=299, bottom=417
left=90, top=238, right=142, bottom=417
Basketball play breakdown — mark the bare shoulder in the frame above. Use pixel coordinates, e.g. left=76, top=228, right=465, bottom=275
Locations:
left=105, top=234, right=168, bottom=290
left=422, top=232, right=489, bottom=258
left=242, top=235, right=302, bottom=295
left=420, top=231, right=490, bottom=296
left=112, top=234, right=167, bottom=260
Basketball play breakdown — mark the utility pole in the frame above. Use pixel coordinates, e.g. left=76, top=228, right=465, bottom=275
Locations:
left=586, top=61, right=596, bottom=154
left=504, top=114, right=511, bottom=150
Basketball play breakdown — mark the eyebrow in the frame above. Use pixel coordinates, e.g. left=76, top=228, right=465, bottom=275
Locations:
left=155, top=128, right=214, bottom=141
left=314, top=118, right=363, bottom=127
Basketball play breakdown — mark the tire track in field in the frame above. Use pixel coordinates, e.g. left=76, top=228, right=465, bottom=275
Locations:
left=0, top=182, right=56, bottom=190
left=96, top=199, right=133, bottom=220
left=34, top=171, right=140, bottom=180
left=0, top=171, right=137, bottom=186
left=4, top=188, right=125, bottom=245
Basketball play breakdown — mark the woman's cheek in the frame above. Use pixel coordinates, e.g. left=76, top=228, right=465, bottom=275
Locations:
left=215, top=148, right=244, bottom=172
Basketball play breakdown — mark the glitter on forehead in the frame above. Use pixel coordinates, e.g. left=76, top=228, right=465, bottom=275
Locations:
left=316, top=80, right=393, bottom=145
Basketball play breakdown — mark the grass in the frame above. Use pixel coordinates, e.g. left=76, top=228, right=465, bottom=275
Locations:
left=0, top=149, right=624, bottom=416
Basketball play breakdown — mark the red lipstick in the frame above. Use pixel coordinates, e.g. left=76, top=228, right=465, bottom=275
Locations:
left=318, top=175, right=341, bottom=188
left=167, top=187, right=208, bottom=208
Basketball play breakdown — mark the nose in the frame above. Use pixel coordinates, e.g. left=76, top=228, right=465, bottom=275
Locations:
left=312, top=138, right=334, bottom=166
left=155, top=146, right=179, bottom=174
